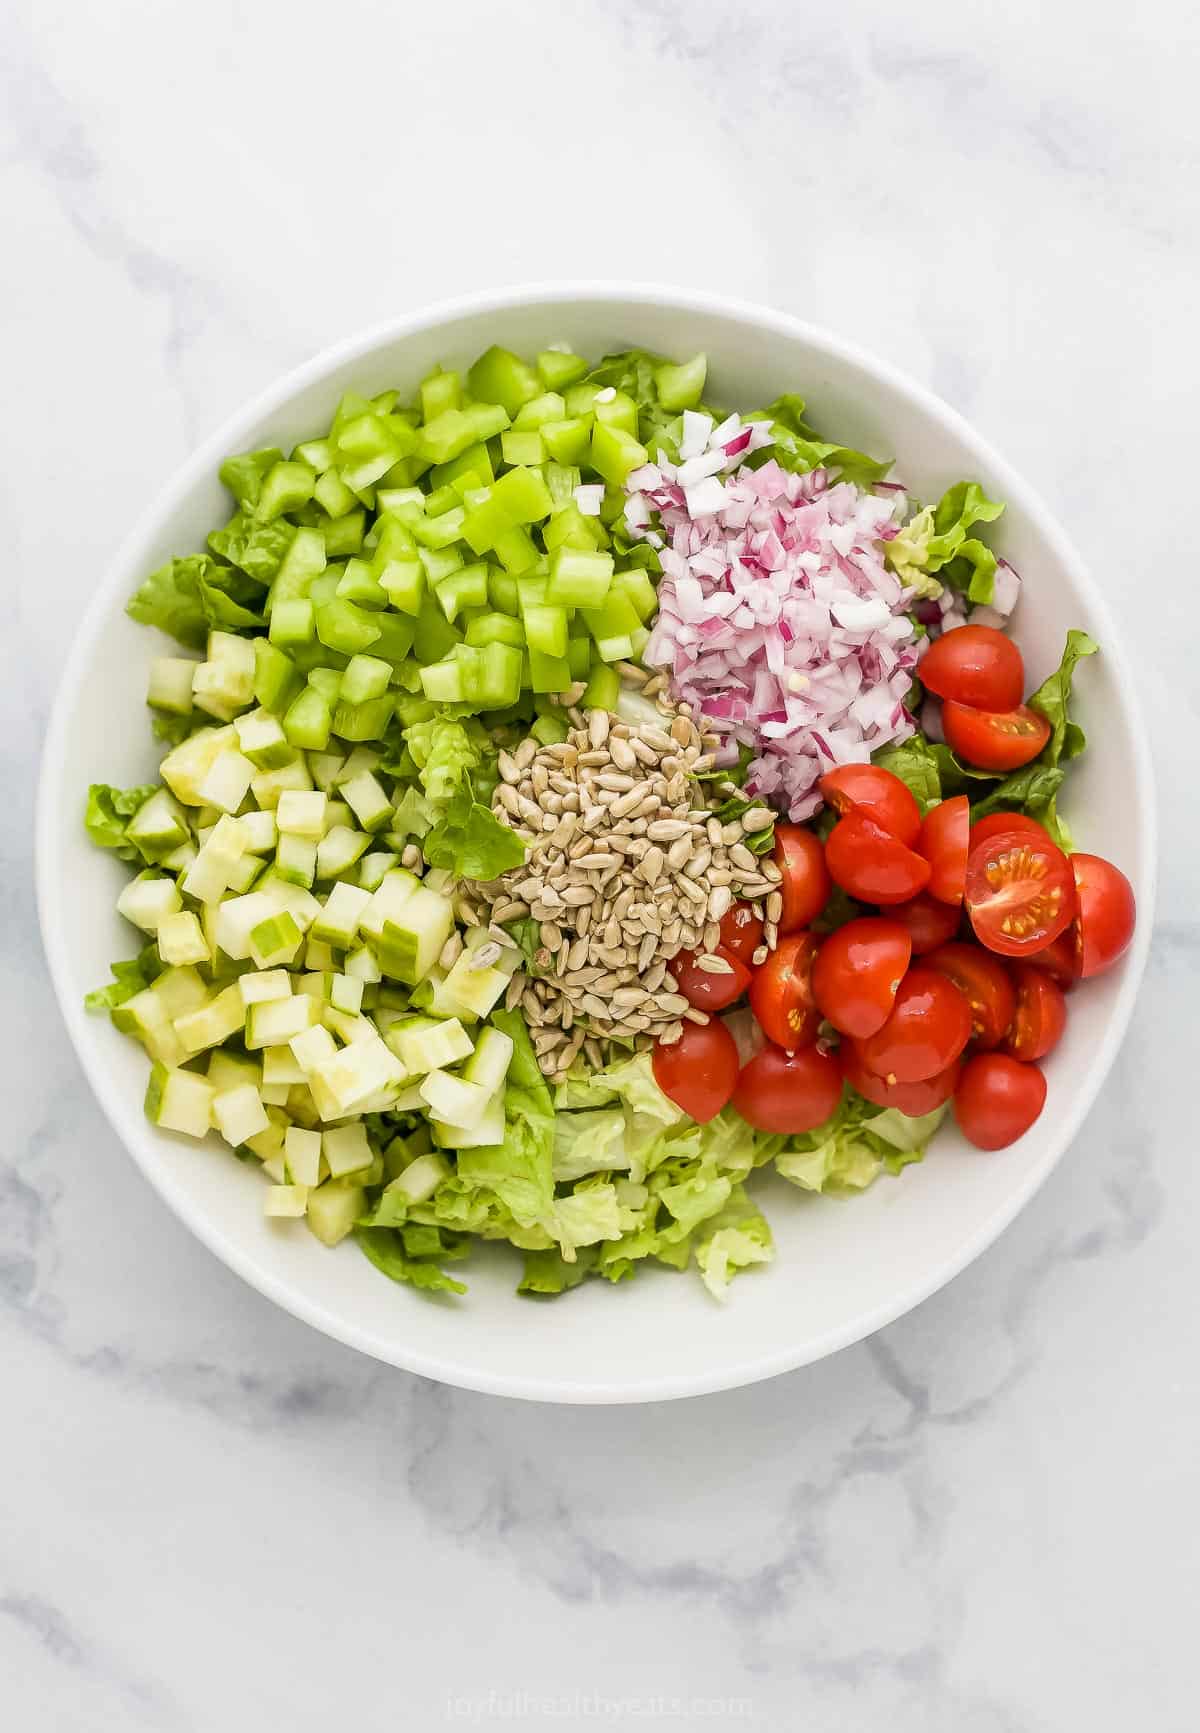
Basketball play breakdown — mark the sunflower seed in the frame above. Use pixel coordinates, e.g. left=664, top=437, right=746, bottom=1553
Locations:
left=696, top=953, right=734, bottom=975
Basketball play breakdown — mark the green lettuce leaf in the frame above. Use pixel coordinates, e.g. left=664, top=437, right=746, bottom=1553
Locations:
left=85, top=783, right=159, bottom=860
left=354, top=1226, right=467, bottom=1295
left=693, top=1188, right=774, bottom=1300
left=552, top=1181, right=623, bottom=1256
left=886, top=481, right=1004, bottom=599
left=208, top=511, right=294, bottom=584
left=751, top=393, right=892, bottom=489
left=518, top=1246, right=600, bottom=1295
left=1028, top=628, right=1098, bottom=766
left=454, top=1083, right=556, bottom=1231
left=552, top=1108, right=630, bottom=1182
left=84, top=949, right=160, bottom=1012
left=422, top=788, right=525, bottom=881
left=772, top=1092, right=947, bottom=1195
left=127, top=555, right=263, bottom=648
left=218, top=447, right=284, bottom=512
left=871, top=737, right=943, bottom=813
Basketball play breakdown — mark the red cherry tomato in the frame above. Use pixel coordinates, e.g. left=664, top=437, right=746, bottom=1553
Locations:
left=718, top=901, right=765, bottom=966
left=652, top=1021, right=739, bottom=1124
left=916, top=794, right=969, bottom=905
left=671, top=945, right=752, bottom=1013
left=926, top=941, right=1016, bottom=1049
left=919, top=625, right=1025, bottom=712
left=842, top=1040, right=963, bottom=1115
left=1071, top=853, right=1137, bottom=978
left=888, top=892, right=961, bottom=955
left=953, top=1053, right=1047, bottom=1149
left=942, top=701, right=1051, bottom=772
left=825, top=813, right=932, bottom=905
left=732, top=1042, right=843, bottom=1135
left=970, top=811, right=1052, bottom=848
left=856, top=966, right=973, bottom=1083
left=1028, top=927, right=1082, bottom=991
left=749, top=932, right=820, bottom=1051
left=773, top=825, right=832, bottom=931
left=964, top=827, right=1076, bottom=957
left=1002, top=964, right=1067, bottom=1061
left=811, top=918, right=912, bottom=1039
left=818, top=764, right=921, bottom=846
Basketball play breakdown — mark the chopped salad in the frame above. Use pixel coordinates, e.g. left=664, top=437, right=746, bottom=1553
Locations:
left=84, top=342, right=1136, bottom=1300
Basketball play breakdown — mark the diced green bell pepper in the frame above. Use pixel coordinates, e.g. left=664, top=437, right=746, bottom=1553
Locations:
left=413, top=506, right=466, bottom=551
left=655, top=352, right=708, bottom=411
left=412, top=597, right=462, bottom=663
left=269, top=598, right=315, bottom=645
left=332, top=695, right=394, bottom=741
left=567, top=637, right=591, bottom=681
left=420, top=367, right=462, bottom=422
left=582, top=662, right=620, bottom=709
left=257, top=460, right=316, bottom=521
left=313, top=469, right=357, bottom=519
left=488, top=568, right=520, bottom=615
left=284, top=685, right=332, bottom=750
left=491, top=525, right=539, bottom=575
left=513, top=392, right=566, bottom=429
left=590, top=423, right=648, bottom=489
left=540, top=416, right=593, bottom=466
left=254, top=641, right=302, bottom=715
left=546, top=546, right=614, bottom=607
left=524, top=604, right=569, bottom=657
left=464, top=611, right=525, bottom=649
left=500, top=430, right=544, bottom=467
left=341, top=654, right=392, bottom=704
left=377, top=558, right=425, bottom=615
left=593, top=391, right=639, bottom=438
left=337, top=560, right=389, bottom=609
left=527, top=648, right=572, bottom=693
left=536, top=350, right=589, bottom=391
left=612, top=567, right=658, bottom=623
left=321, top=508, right=366, bottom=557
left=466, top=346, right=539, bottom=417
left=315, top=598, right=382, bottom=655
left=267, top=527, right=326, bottom=613
left=476, top=641, right=524, bottom=708
left=435, top=563, right=490, bottom=622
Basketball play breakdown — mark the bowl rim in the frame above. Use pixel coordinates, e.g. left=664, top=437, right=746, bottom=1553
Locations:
left=35, top=281, right=1158, bottom=1403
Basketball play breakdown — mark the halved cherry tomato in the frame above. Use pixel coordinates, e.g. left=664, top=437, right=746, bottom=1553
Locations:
left=1028, top=927, right=1082, bottom=991
left=842, top=1040, right=963, bottom=1115
left=773, top=825, right=832, bottom=931
left=652, top=1021, right=739, bottom=1124
left=953, top=1053, right=1047, bottom=1149
left=719, top=902, right=765, bottom=966
left=811, top=918, right=912, bottom=1039
left=825, top=814, right=932, bottom=905
left=818, top=764, right=921, bottom=846
left=1071, top=853, right=1137, bottom=978
left=942, top=701, right=1051, bottom=772
left=672, top=945, right=752, bottom=1013
left=856, top=966, right=973, bottom=1082
left=964, top=827, right=1076, bottom=957
left=749, top=932, right=820, bottom=1051
left=970, top=811, right=1051, bottom=848
left=732, top=1041, right=843, bottom=1134
left=918, top=624, right=1025, bottom=712
left=926, top=942, right=1015, bottom=1049
left=1003, top=964, right=1067, bottom=1061
left=917, top=794, right=969, bottom=904
left=888, top=892, right=961, bottom=955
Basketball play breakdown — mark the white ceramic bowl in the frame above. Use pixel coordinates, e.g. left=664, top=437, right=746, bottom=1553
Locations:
left=37, top=285, right=1155, bottom=1403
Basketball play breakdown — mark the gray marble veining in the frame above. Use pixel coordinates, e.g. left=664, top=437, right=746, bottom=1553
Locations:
left=3, top=1, right=1198, bottom=1728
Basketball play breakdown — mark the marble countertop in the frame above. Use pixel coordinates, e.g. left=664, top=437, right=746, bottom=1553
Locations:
left=4, top=1, right=1197, bottom=1727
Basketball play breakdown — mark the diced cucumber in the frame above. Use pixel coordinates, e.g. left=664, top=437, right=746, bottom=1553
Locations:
left=329, top=973, right=363, bottom=1014
left=244, top=994, right=321, bottom=1050
left=263, top=1045, right=308, bottom=1087
left=315, top=824, right=370, bottom=880
left=276, top=790, right=327, bottom=838
left=322, top=1122, right=373, bottom=1179
left=436, top=950, right=511, bottom=1021
left=181, top=812, right=247, bottom=904
left=196, top=747, right=255, bottom=814
left=311, top=881, right=373, bottom=948
left=306, top=1181, right=365, bottom=1246
left=251, top=754, right=313, bottom=811
left=419, top=1069, right=493, bottom=1128
left=157, top=910, right=210, bottom=966
left=117, top=874, right=181, bottom=933
left=284, top=1125, right=324, bottom=1186
left=250, top=910, right=304, bottom=967
left=264, top=1185, right=308, bottom=1218
left=234, top=708, right=294, bottom=769
left=390, top=1015, right=474, bottom=1075
left=147, top=656, right=198, bottom=716
left=377, top=886, right=454, bottom=985
left=237, top=969, right=293, bottom=1006
left=387, top=1150, right=451, bottom=1205
left=212, top=1083, right=270, bottom=1147
left=175, top=984, right=247, bottom=1056
left=460, top=1026, right=514, bottom=1095
left=275, top=834, right=317, bottom=889
left=432, top=1091, right=506, bottom=1148
left=308, top=1033, right=404, bottom=1118
left=290, top=1024, right=338, bottom=1074
left=144, top=1065, right=213, bottom=1139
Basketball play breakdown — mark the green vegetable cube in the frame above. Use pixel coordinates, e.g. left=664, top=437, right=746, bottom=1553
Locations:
left=257, top=459, right=316, bottom=521
left=376, top=558, right=425, bottom=615
left=466, top=345, right=540, bottom=417
left=546, top=546, right=614, bottom=607
left=527, top=648, right=572, bottom=693
left=524, top=604, right=568, bottom=657
left=655, top=352, right=708, bottom=410
left=590, top=422, right=648, bottom=488
left=536, top=349, right=589, bottom=392
left=144, top=1065, right=214, bottom=1139
left=500, top=430, right=545, bottom=467
left=147, top=656, right=197, bottom=715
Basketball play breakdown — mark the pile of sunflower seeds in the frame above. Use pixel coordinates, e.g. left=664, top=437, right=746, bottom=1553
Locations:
left=459, top=669, right=782, bottom=1081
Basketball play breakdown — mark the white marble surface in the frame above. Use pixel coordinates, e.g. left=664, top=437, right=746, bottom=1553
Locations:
left=3, top=1, right=1197, bottom=1726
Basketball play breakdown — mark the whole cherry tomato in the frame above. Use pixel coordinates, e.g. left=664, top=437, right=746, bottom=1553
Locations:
left=1002, top=964, right=1067, bottom=1061
left=671, top=945, right=752, bottom=1013
left=825, top=814, right=932, bottom=905
left=1071, top=853, right=1136, bottom=978
left=856, top=966, right=973, bottom=1083
left=719, top=901, right=765, bottom=966
left=942, top=701, right=1051, bottom=772
left=732, top=1042, right=843, bottom=1135
left=887, top=892, right=961, bottom=955
left=811, top=918, right=912, bottom=1039
left=919, top=624, right=1025, bottom=711
left=773, top=825, right=832, bottom=931
left=970, top=811, right=1052, bottom=849
left=842, top=1040, right=963, bottom=1115
left=1027, top=927, right=1082, bottom=991
left=917, top=795, right=969, bottom=905
left=953, top=1052, right=1047, bottom=1149
left=964, top=827, right=1076, bottom=957
left=652, top=1021, right=739, bottom=1124
left=926, top=941, right=1016, bottom=1049
left=749, top=932, right=820, bottom=1051
left=818, top=764, right=921, bottom=846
